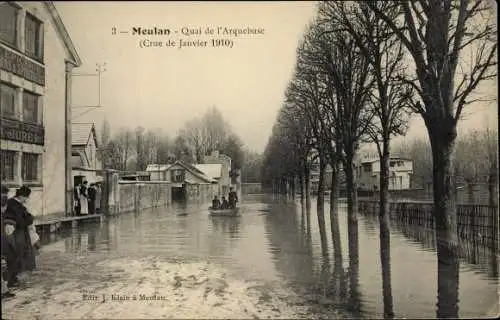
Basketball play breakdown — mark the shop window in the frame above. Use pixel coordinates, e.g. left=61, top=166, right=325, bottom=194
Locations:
left=0, top=82, right=17, bottom=119
left=22, top=152, right=39, bottom=182
left=23, top=90, right=40, bottom=124
left=25, top=12, right=43, bottom=61
left=0, top=2, right=18, bottom=47
left=1, top=150, right=17, bottom=182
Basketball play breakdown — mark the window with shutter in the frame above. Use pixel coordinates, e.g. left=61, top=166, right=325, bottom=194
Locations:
left=23, top=90, right=39, bottom=124
left=0, top=83, right=17, bottom=119
left=25, top=13, right=43, bottom=61
left=0, top=3, right=18, bottom=47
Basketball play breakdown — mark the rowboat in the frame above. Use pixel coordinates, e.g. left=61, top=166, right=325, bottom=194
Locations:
left=208, top=207, right=240, bottom=216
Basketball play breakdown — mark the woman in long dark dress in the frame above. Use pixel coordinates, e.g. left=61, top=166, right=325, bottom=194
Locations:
left=3, top=186, right=36, bottom=287
left=1, top=185, right=16, bottom=297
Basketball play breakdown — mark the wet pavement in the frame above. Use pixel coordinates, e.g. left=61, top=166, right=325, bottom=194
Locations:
left=2, top=194, right=498, bottom=319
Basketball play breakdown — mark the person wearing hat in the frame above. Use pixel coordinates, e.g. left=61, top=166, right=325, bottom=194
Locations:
left=228, top=186, right=238, bottom=209
left=1, top=185, right=15, bottom=298
left=3, top=185, right=37, bottom=287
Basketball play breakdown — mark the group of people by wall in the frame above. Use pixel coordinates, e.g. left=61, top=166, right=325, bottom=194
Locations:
left=74, top=181, right=102, bottom=215
left=1, top=185, right=40, bottom=299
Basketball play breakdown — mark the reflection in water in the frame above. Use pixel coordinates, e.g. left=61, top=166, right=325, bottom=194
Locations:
left=347, top=220, right=362, bottom=317
left=379, top=219, right=394, bottom=319
left=263, top=200, right=315, bottom=288
left=436, top=244, right=460, bottom=319
left=39, top=195, right=497, bottom=319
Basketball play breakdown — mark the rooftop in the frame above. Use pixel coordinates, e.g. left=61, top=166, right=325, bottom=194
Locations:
left=194, top=164, right=222, bottom=180
left=72, top=123, right=96, bottom=146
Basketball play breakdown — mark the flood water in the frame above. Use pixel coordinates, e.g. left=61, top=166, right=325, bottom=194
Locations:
left=40, top=194, right=498, bottom=319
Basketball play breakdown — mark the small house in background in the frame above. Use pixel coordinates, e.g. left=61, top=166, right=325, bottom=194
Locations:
left=71, top=123, right=101, bottom=186
left=203, top=150, right=231, bottom=195
left=357, top=157, right=413, bottom=191
left=146, top=160, right=216, bottom=201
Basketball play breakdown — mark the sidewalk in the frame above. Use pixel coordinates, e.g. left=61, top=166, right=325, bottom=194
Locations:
left=1, top=254, right=323, bottom=319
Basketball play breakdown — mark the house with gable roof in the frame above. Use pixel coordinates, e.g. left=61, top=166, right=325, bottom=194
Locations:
left=146, top=160, right=217, bottom=201
left=71, top=122, right=102, bottom=186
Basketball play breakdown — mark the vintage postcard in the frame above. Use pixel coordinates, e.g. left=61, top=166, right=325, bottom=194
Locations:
left=0, top=1, right=498, bottom=319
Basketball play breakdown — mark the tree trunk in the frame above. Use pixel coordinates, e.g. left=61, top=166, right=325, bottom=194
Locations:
left=317, top=156, right=328, bottom=256
left=488, top=170, right=498, bottom=207
left=299, top=173, right=305, bottom=202
left=428, top=128, right=460, bottom=319
left=347, top=219, right=360, bottom=316
left=304, top=163, right=311, bottom=211
left=466, top=180, right=475, bottom=204
left=379, top=138, right=394, bottom=318
left=345, top=152, right=358, bottom=223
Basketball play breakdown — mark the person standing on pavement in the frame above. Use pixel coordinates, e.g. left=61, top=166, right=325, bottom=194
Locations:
left=88, top=183, right=96, bottom=215
left=3, top=186, right=37, bottom=287
left=95, top=183, right=102, bottom=214
left=1, top=185, right=15, bottom=298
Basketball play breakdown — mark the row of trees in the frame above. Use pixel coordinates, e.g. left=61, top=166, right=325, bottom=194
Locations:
left=262, top=1, right=496, bottom=318
left=98, top=106, right=246, bottom=172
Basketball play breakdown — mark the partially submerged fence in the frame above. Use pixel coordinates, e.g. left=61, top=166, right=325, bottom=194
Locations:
left=359, top=200, right=499, bottom=250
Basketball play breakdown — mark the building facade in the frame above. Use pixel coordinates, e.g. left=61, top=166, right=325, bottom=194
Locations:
left=146, top=160, right=216, bottom=201
left=203, top=150, right=231, bottom=195
left=357, top=157, right=413, bottom=191
left=0, top=2, right=81, bottom=217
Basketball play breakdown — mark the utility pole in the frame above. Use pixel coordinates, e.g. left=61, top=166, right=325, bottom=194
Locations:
left=96, top=62, right=106, bottom=107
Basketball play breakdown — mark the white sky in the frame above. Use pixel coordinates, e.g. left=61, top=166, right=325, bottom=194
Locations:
left=56, top=1, right=497, bottom=153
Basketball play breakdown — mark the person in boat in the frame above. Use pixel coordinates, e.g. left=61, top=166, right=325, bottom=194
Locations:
left=211, top=196, right=221, bottom=209
left=228, top=187, right=238, bottom=209
left=220, top=196, right=229, bottom=210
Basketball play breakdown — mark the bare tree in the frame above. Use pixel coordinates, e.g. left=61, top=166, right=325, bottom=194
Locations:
left=115, top=127, right=134, bottom=171
left=180, top=118, right=205, bottom=163
left=366, top=1, right=497, bottom=318
left=322, top=3, right=415, bottom=317
left=202, top=106, right=230, bottom=154
left=366, top=0, right=497, bottom=246
left=315, top=13, right=375, bottom=223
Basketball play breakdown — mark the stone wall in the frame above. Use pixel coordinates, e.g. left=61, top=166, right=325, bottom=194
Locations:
left=112, top=181, right=171, bottom=214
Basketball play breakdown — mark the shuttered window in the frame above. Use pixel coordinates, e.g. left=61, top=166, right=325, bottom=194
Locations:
left=25, top=12, right=43, bottom=61
left=22, top=152, right=39, bottom=182
left=0, top=2, right=18, bottom=47
left=1, top=150, right=16, bottom=182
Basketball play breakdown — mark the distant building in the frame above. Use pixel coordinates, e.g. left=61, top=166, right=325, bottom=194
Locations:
left=71, top=123, right=101, bottom=186
left=146, top=160, right=216, bottom=201
left=203, top=150, right=231, bottom=195
left=145, top=163, right=170, bottom=181
left=310, top=163, right=333, bottom=194
left=0, top=2, right=82, bottom=217
left=357, top=157, right=413, bottom=191
left=194, top=163, right=223, bottom=192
